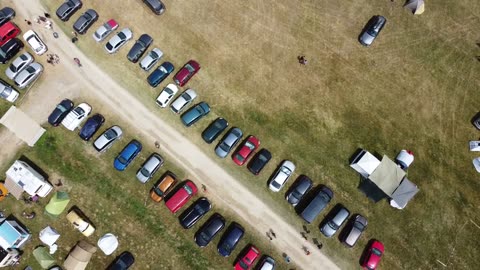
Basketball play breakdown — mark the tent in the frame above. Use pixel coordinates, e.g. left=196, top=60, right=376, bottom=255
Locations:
left=39, top=226, right=60, bottom=247
left=64, top=240, right=97, bottom=270
left=350, top=150, right=381, bottom=178
left=33, top=246, right=55, bottom=269
left=97, top=233, right=119, bottom=255
left=45, top=191, right=70, bottom=218
left=404, top=0, right=425, bottom=15
left=390, top=177, right=419, bottom=209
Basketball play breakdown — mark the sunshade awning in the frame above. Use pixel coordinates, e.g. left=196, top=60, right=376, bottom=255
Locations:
left=368, top=156, right=405, bottom=196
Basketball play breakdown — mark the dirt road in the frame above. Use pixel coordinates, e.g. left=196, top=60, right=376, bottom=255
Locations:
left=10, top=1, right=340, bottom=269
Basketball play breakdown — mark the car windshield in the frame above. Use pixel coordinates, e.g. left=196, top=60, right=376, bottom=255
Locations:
left=214, top=121, right=224, bottom=128
left=140, top=168, right=150, bottom=177
left=94, top=32, right=101, bottom=39
left=185, top=64, right=195, bottom=72
left=372, top=247, right=382, bottom=256
left=153, top=186, right=164, bottom=196
left=0, top=50, right=6, bottom=58
left=104, top=129, right=117, bottom=140
left=199, top=231, right=209, bottom=241
left=281, top=166, right=292, bottom=175
left=0, top=88, right=11, bottom=98
left=106, top=43, right=113, bottom=50
left=329, top=221, right=339, bottom=230
left=259, top=154, right=268, bottom=162
left=239, top=260, right=249, bottom=269
left=150, top=50, right=159, bottom=59
left=117, top=32, right=126, bottom=40
left=9, top=63, right=18, bottom=72
left=184, top=184, right=193, bottom=195
left=25, top=66, right=35, bottom=73
left=235, top=154, right=245, bottom=162
left=117, top=156, right=128, bottom=164
left=221, top=243, right=231, bottom=252
left=159, top=66, right=167, bottom=73
left=165, top=88, right=174, bottom=95
left=245, top=141, right=255, bottom=150
left=57, top=104, right=67, bottom=113
left=220, top=142, right=230, bottom=151
left=354, top=221, right=365, bottom=230
left=194, top=204, right=206, bottom=214
left=74, top=107, right=85, bottom=115
left=272, top=181, right=281, bottom=188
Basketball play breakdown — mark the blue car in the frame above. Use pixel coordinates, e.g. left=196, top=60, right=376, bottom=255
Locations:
left=114, top=140, right=142, bottom=171
left=147, top=61, right=174, bottom=87
left=79, top=113, right=105, bottom=141
left=217, top=222, right=244, bottom=257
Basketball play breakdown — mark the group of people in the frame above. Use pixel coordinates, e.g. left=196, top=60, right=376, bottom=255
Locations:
left=298, top=55, right=308, bottom=65
left=46, top=54, right=60, bottom=65
left=266, top=228, right=277, bottom=240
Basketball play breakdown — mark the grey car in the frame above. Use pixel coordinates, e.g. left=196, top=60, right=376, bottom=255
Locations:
left=5, top=52, right=33, bottom=80
left=14, top=62, right=43, bottom=89
left=73, top=9, right=98, bottom=34
left=56, top=0, right=82, bottom=21
left=143, top=0, right=166, bottom=15
left=359, top=15, right=386, bottom=46
left=0, top=7, right=15, bottom=27
left=93, top=125, right=123, bottom=152
left=105, top=28, right=133, bottom=54
left=341, top=214, right=367, bottom=247
left=320, top=205, right=350, bottom=238
left=139, top=48, right=163, bottom=71
left=136, top=153, right=164, bottom=183
left=127, top=34, right=153, bottom=63
left=215, top=127, right=243, bottom=158
left=170, top=89, right=197, bottom=114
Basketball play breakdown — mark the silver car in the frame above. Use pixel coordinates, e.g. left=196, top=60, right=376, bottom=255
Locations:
left=93, top=125, right=122, bottom=152
left=5, top=52, right=33, bottom=80
left=359, top=15, right=386, bottom=46
left=92, top=19, right=119, bottom=42
left=136, top=153, right=164, bottom=183
left=0, top=79, right=19, bottom=103
left=14, top=62, right=43, bottom=89
left=105, top=28, right=133, bottom=54
left=139, top=48, right=163, bottom=71
left=215, top=127, right=243, bottom=158
left=170, top=89, right=197, bottom=114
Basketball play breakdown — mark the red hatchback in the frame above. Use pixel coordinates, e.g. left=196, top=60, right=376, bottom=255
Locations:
left=362, top=240, right=384, bottom=270
left=234, top=245, right=260, bottom=270
left=165, top=180, right=198, bottom=213
left=0, top=22, right=20, bottom=46
left=174, top=60, right=200, bottom=86
left=232, top=136, right=260, bottom=166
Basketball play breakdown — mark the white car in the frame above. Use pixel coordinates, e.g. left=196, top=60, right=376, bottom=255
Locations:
left=0, top=79, right=19, bottom=103
left=170, top=89, right=197, bottom=114
left=23, top=30, right=47, bottom=55
left=105, top=28, right=133, bottom=54
left=139, top=48, right=163, bottom=71
left=156, top=84, right=178, bottom=107
left=5, top=52, right=34, bottom=80
left=92, top=19, right=119, bottom=42
left=93, top=125, right=123, bottom=152
left=61, top=102, right=92, bottom=131
left=13, top=62, right=43, bottom=89
left=268, top=160, right=296, bottom=192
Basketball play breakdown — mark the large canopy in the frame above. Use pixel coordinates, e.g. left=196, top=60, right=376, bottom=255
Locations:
left=45, top=191, right=71, bottom=218
left=0, top=106, right=46, bottom=146
left=33, top=246, right=55, bottom=269
left=404, top=0, right=425, bottom=15
left=350, top=150, right=381, bottom=178
left=369, top=156, right=406, bottom=196
left=390, top=177, right=420, bottom=209
left=39, top=226, right=60, bottom=247
left=64, top=240, right=97, bottom=270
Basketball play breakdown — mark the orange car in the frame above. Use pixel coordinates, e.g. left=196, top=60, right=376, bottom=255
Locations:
left=150, top=172, right=177, bottom=202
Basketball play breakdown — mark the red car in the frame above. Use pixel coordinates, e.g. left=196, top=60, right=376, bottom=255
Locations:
left=362, top=240, right=384, bottom=270
left=0, top=22, right=20, bottom=46
left=174, top=60, right=200, bottom=86
left=165, top=180, right=198, bottom=213
left=232, top=136, right=260, bottom=166
left=234, top=245, right=260, bottom=270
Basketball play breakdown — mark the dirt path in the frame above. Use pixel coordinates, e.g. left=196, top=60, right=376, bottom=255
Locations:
left=12, top=1, right=340, bottom=269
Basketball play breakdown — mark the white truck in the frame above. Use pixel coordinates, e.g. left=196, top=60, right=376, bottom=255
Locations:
left=61, top=103, right=92, bottom=131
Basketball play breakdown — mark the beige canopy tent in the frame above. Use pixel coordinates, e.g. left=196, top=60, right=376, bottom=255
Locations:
left=64, top=240, right=97, bottom=270
left=404, top=0, right=425, bottom=15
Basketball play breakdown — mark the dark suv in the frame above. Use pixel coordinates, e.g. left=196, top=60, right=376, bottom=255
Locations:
left=194, top=213, right=225, bottom=247
left=359, top=15, right=386, bottom=46
left=0, top=38, right=23, bottom=64
left=286, top=175, right=313, bottom=206
left=217, top=222, right=244, bottom=257
left=73, top=9, right=98, bottom=34
left=127, top=34, right=153, bottom=63
left=143, top=0, right=166, bottom=15
left=300, top=185, right=334, bottom=224
left=79, top=113, right=105, bottom=141
left=202, top=117, right=228, bottom=144
left=56, top=0, right=82, bottom=21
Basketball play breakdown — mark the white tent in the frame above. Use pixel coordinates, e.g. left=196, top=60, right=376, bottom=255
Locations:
left=39, top=226, right=60, bottom=247
left=390, top=177, right=419, bottom=209
left=404, top=0, right=425, bottom=15
left=97, top=233, right=118, bottom=255
left=350, top=150, right=381, bottom=178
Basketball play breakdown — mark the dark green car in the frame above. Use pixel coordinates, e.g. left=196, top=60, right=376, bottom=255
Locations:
left=202, top=117, right=228, bottom=144
left=181, top=102, right=210, bottom=127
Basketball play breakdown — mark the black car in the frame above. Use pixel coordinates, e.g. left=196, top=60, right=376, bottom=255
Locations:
left=79, top=113, right=105, bottom=141
left=48, top=99, right=74, bottom=126
left=247, top=148, right=272, bottom=175
left=320, top=204, right=350, bottom=238
left=55, top=0, right=82, bottom=21
left=0, top=38, right=23, bottom=64
left=300, top=185, right=334, bottom=224
left=73, top=9, right=98, bottom=34
left=202, top=117, right=228, bottom=144
left=194, top=213, right=225, bottom=247
left=127, top=34, right=152, bottom=63
left=143, top=0, right=166, bottom=15
left=107, top=251, right=135, bottom=270
left=179, top=197, right=212, bottom=229
left=359, top=15, right=386, bottom=46
left=286, top=175, right=313, bottom=206
left=217, top=222, right=244, bottom=257
left=0, top=7, right=15, bottom=27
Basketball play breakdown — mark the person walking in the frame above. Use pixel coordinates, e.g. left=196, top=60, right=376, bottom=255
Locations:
left=269, top=228, right=276, bottom=238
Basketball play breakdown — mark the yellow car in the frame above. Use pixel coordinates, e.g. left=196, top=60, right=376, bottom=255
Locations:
left=66, top=208, right=95, bottom=237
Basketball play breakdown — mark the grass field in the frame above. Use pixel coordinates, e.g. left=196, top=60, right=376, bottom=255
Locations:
left=5, top=0, right=480, bottom=269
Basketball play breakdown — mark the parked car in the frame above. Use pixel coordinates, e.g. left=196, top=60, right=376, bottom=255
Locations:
left=202, top=117, right=228, bottom=144
left=247, top=148, right=271, bottom=175
left=0, top=79, right=19, bottom=103
left=48, top=98, right=74, bottom=126
left=268, top=160, right=295, bottom=192
left=174, top=60, right=200, bottom=87
left=56, top=0, right=82, bottom=21
left=234, top=245, right=260, bottom=270
left=361, top=240, right=384, bottom=270
left=359, top=15, right=386, bottom=46
left=156, top=83, right=178, bottom=107
left=73, top=9, right=98, bottom=34
left=139, top=48, right=163, bottom=71
left=13, top=62, right=43, bottom=89
left=232, top=135, right=260, bottom=166
left=165, top=180, right=198, bottom=213
left=472, top=113, right=480, bottom=130
left=114, top=140, right=142, bottom=171
left=66, top=208, right=95, bottom=236
left=285, top=175, right=313, bottom=206
left=341, top=214, right=368, bottom=247
left=147, top=61, right=174, bottom=87
left=300, top=185, right=333, bottom=224
left=194, top=213, right=225, bottom=247
left=0, top=7, right=15, bottom=27
left=217, top=222, right=244, bottom=257
left=178, top=197, right=212, bottom=229
left=105, top=28, right=132, bottom=54
left=150, top=172, right=177, bottom=202
left=215, top=127, right=243, bottom=158
left=170, top=90, right=196, bottom=114
left=78, top=113, right=105, bottom=141
left=257, top=256, right=276, bottom=270
left=320, top=205, right=350, bottom=238
left=22, top=30, right=47, bottom=55
left=0, top=38, right=23, bottom=64
left=93, top=125, right=122, bottom=152
left=92, top=19, right=118, bottom=42
left=107, top=251, right=134, bottom=270
left=143, top=0, right=166, bottom=15
left=5, top=52, right=33, bottom=80
left=61, top=102, right=91, bottom=131
left=180, top=102, right=210, bottom=127
left=0, top=21, right=20, bottom=46
left=136, top=153, right=164, bottom=183
left=127, top=34, right=152, bottom=63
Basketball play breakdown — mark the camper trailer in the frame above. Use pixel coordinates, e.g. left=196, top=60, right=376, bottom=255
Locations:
left=4, top=160, right=52, bottom=199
